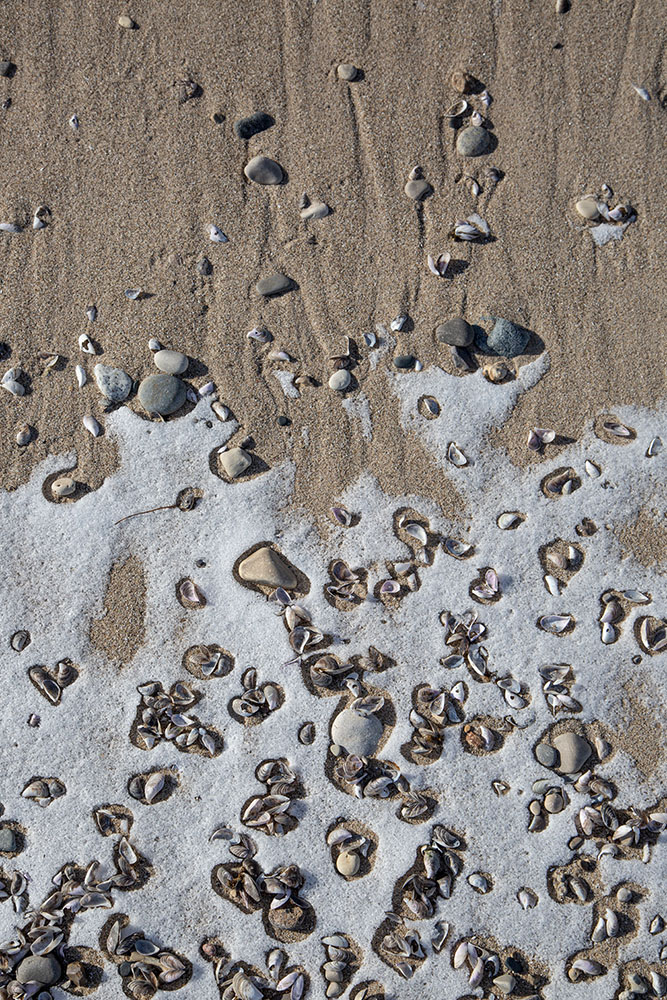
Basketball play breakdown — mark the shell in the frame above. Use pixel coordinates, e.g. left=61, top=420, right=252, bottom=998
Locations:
left=75, top=365, right=87, bottom=387
left=83, top=415, right=102, bottom=437
left=208, top=224, right=228, bottom=243
left=497, top=511, right=522, bottom=529
left=447, top=442, right=468, bottom=467
left=78, top=333, right=97, bottom=354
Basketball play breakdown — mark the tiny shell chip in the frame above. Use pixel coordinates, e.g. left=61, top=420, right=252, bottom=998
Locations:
left=83, top=415, right=102, bottom=437
left=208, top=224, right=228, bottom=243
left=179, top=579, right=206, bottom=608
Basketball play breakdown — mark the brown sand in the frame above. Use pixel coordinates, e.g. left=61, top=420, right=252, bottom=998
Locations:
left=0, top=0, right=665, bottom=534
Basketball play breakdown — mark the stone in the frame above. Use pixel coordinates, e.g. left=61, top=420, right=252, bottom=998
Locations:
left=244, top=155, right=283, bottom=185
left=436, top=317, right=474, bottom=347
left=576, top=197, right=600, bottom=221
left=93, top=363, right=132, bottom=402
left=456, top=125, right=492, bottom=157
left=616, top=886, right=633, bottom=902
left=336, top=850, right=360, bottom=876
left=404, top=179, right=432, bottom=201
left=451, top=346, right=473, bottom=370
left=0, top=828, right=16, bottom=851
left=16, top=955, right=62, bottom=986
left=118, top=14, right=135, bottom=28
left=153, top=349, right=188, bottom=375
left=477, top=315, right=529, bottom=358
left=137, top=374, right=186, bottom=415
left=337, top=63, right=358, bottom=81
left=331, top=708, right=383, bottom=757
left=535, top=743, right=559, bottom=768
left=553, top=731, right=592, bottom=774
left=238, top=546, right=297, bottom=590
left=51, top=476, right=76, bottom=499
left=492, top=974, right=516, bottom=996
left=393, top=355, right=415, bottom=369
left=256, top=273, right=292, bottom=297
left=233, top=112, right=274, bottom=140
left=0, top=61, right=14, bottom=77
left=197, top=257, right=212, bottom=275
left=544, top=790, right=564, bottom=814
left=300, top=200, right=330, bottom=220
left=328, top=370, right=350, bottom=391
left=217, top=446, right=252, bottom=481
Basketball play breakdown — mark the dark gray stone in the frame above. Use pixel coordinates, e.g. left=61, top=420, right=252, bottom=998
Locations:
left=234, top=112, right=274, bottom=140
left=244, top=155, right=283, bottom=185
left=0, top=61, right=14, bottom=77
left=436, top=317, right=474, bottom=347
left=450, top=346, right=473, bottom=371
left=535, top=743, right=559, bottom=768
left=137, top=374, right=187, bottom=415
left=393, top=355, right=415, bottom=369
left=16, top=955, right=62, bottom=986
left=476, top=315, right=530, bottom=358
left=0, top=828, right=16, bottom=852
left=456, top=126, right=492, bottom=157
left=256, top=273, right=292, bottom=297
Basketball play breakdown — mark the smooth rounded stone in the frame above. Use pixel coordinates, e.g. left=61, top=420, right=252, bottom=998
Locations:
left=436, top=317, right=474, bottom=347
left=544, top=790, right=565, bottom=814
left=575, top=197, right=600, bottom=221
left=244, top=155, right=283, bottom=185
left=331, top=708, right=383, bottom=757
left=0, top=828, right=16, bottom=851
left=404, top=179, right=432, bottom=201
left=153, top=349, right=188, bottom=375
left=0, top=61, right=14, bottom=76
left=535, top=743, right=559, bottom=768
left=393, top=355, right=415, bottom=369
left=137, top=374, right=186, bottom=415
left=337, top=63, right=358, bottom=81
left=233, top=111, right=274, bottom=140
left=336, top=850, right=360, bottom=876
left=118, top=14, right=135, bottom=28
left=493, top=974, right=516, bottom=996
left=300, top=200, right=330, bottom=220
left=456, top=125, right=492, bottom=157
left=93, top=363, right=132, bottom=402
left=256, top=273, right=292, bottom=297
left=217, top=446, right=252, bottom=481
left=16, top=955, right=62, bottom=986
left=51, top=476, right=76, bottom=499
left=616, top=886, right=633, bottom=903
left=553, top=731, right=592, bottom=774
left=477, top=315, right=529, bottom=358
left=328, top=370, right=350, bottom=392
left=239, top=547, right=297, bottom=589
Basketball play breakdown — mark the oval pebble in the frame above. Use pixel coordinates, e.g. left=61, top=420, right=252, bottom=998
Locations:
left=337, top=63, right=358, bottom=81
left=94, top=363, right=133, bottom=402
left=477, top=315, right=529, bottom=358
left=404, top=179, right=432, bottom=201
left=118, top=15, right=135, bottom=28
left=329, top=370, right=350, bottom=392
left=553, top=731, right=592, bottom=774
left=137, top=374, right=187, bottom=415
left=436, top=317, right=473, bottom=347
left=336, top=850, right=360, bottom=876
left=153, top=349, right=188, bottom=375
left=535, top=743, right=559, bottom=768
left=393, top=355, right=415, bottom=369
left=51, top=476, right=76, bottom=498
left=244, top=155, right=283, bottom=185
left=256, top=273, right=292, bottom=297
left=233, top=112, right=273, bottom=140
left=575, top=198, right=600, bottom=221
left=456, top=126, right=492, bottom=157
left=16, top=955, right=62, bottom=986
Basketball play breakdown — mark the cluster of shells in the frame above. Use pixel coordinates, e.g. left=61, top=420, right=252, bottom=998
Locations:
left=452, top=938, right=543, bottom=997
left=105, top=916, right=188, bottom=999
left=27, top=659, right=78, bottom=705
left=320, top=935, right=355, bottom=998
left=241, top=759, right=300, bottom=837
left=132, top=679, right=221, bottom=756
left=231, top=668, right=282, bottom=722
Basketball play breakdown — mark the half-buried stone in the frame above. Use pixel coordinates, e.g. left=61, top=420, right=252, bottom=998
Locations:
left=456, top=125, right=492, bottom=157
left=16, top=955, right=62, bottom=986
left=137, top=374, right=187, bottom=415
left=218, top=446, right=252, bottom=481
left=404, top=179, right=432, bottom=201
left=94, top=364, right=133, bottom=402
left=331, top=707, right=383, bottom=757
left=234, top=112, right=274, bottom=140
left=244, top=155, right=283, bottom=185
left=154, top=349, right=188, bottom=375
left=553, top=731, right=592, bottom=775
left=238, top=546, right=297, bottom=590
left=256, top=273, right=292, bottom=297
left=436, top=318, right=474, bottom=347
left=476, top=315, right=529, bottom=358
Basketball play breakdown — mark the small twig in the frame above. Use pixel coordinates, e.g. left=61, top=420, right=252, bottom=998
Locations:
left=115, top=504, right=176, bottom=526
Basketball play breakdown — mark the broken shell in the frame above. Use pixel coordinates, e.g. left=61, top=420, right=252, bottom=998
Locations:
left=445, top=98, right=468, bottom=118
left=208, top=224, right=228, bottom=243
left=83, top=415, right=101, bottom=437
left=483, top=361, right=511, bottom=383
left=75, top=365, right=86, bottom=388
left=78, top=333, right=96, bottom=354
left=427, top=252, right=451, bottom=277
left=16, top=424, right=32, bottom=446
left=450, top=69, right=474, bottom=94
left=447, top=442, right=468, bottom=467
left=497, top=511, right=522, bottom=530
left=418, top=395, right=440, bottom=418
left=179, top=579, right=206, bottom=608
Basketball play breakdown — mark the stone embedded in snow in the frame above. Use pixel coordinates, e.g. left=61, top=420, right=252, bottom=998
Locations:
left=238, top=546, right=298, bottom=590
left=331, top=708, right=383, bottom=757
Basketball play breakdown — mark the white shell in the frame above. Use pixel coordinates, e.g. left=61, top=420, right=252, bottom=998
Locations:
left=447, top=442, right=468, bottom=467
left=1, top=379, right=24, bottom=396
left=208, top=224, right=228, bottom=243
left=78, top=333, right=97, bottom=354
left=632, top=84, right=650, bottom=100
left=75, top=365, right=86, bottom=388
left=0, top=222, right=22, bottom=233
left=83, top=415, right=102, bottom=437
left=585, top=460, right=601, bottom=478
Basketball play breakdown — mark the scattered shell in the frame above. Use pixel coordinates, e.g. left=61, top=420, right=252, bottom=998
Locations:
left=124, top=288, right=143, bottom=300
left=10, top=630, right=31, bottom=651
left=390, top=315, right=407, bottom=332
left=208, top=224, right=228, bottom=243
left=632, top=84, right=650, bottom=101
left=78, top=333, right=96, bottom=354
left=178, top=579, right=206, bottom=608
left=15, top=424, right=31, bottom=446
left=646, top=436, right=662, bottom=457
left=497, top=511, right=522, bottom=530
left=75, top=365, right=86, bottom=388
left=298, top=722, right=315, bottom=745
left=447, top=442, right=468, bottom=467
left=82, top=415, right=102, bottom=437
left=538, top=614, right=573, bottom=634
left=427, top=252, right=451, bottom=277
left=418, top=396, right=440, bottom=418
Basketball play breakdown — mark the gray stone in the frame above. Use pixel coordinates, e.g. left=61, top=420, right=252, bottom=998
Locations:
left=197, top=257, right=212, bottom=275
left=300, top=200, right=330, bottom=220
left=451, top=346, right=473, bottom=370
left=0, top=828, right=16, bottom=851
left=544, top=790, right=564, bottom=814
left=244, top=155, right=283, bottom=185
left=137, top=374, right=187, bottom=415
left=153, top=349, right=188, bottom=375
left=553, top=731, right=592, bottom=774
left=476, top=315, right=530, bottom=358
left=331, top=708, right=383, bottom=757
left=456, top=125, right=492, bottom=157
left=436, top=317, right=474, bottom=347
left=217, top=446, right=252, bottom=480
left=234, top=112, right=273, bottom=140
left=16, top=955, right=62, bottom=986
left=337, top=63, right=358, bottom=81
left=238, top=546, right=297, bottom=589
left=393, top=355, right=415, bottom=369
left=404, top=179, right=432, bottom=201
left=329, top=370, right=351, bottom=391
left=535, top=743, right=559, bottom=768
left=93, top=363, right=133, bottom=402
left=256, top=273, right=292, bottom=297
left=0, top=61, right=14, bottom=77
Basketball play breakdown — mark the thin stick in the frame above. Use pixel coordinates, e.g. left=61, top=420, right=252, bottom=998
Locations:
left=114, top=504, right=176, bottom=526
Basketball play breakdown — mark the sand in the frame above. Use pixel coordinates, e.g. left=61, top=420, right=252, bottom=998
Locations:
left=0, top=2, right=666, bottom=999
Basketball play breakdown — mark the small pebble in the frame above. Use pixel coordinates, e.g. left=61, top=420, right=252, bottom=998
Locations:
left=337, top=63, right=358, bottom=81
left=256, top=273, right=292, bottom=297
left=436, top=317, right=474, bottom=347
left=544, top=790, right=564, bottom=813
left=393, top=355, right=415, bottom=369
left=456, top=126, right=492, bottom=157
left=0, top=828, right=16, bottom=851
left=336, top=850, right=360, bottom=876
left=277, top=415, right=290, bottom=426
left=331, top=708, right=383, bottom=757
left=451, top=346, right=473, bottom=371
left=233, top=112, right=273, bottom=140
left=575, top=197, right=600, bottom=221
left=137, top=374, right=187, bottom=415
left=218, top=447, right=252, bottom=481
left=300, top=200, right=330, bottom=220
left=404, top=179, right=432, bottom=201
left=153, top=349, right=188, bottom=375
left=0, top=61, right=14, bottom=77
left=329, top=370, right=351, bottom=392
left=117, top=15, right=135, bottom=29
left=535, top=743, right=559, bottom=768
left=197, top=257, right=212, bottom=276
left=51, top=476, right=76, bottom=499
left=94, top=363, right=133, bottom=402
left=244, top=155, right=284, bottom=185
left=616, top=886, right=633, bottom=902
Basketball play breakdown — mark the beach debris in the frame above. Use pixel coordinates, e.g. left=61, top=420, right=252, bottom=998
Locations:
left=632, top=84, right=651, bottom=101
left=242, top=758, right=299, bottom=837
left=436, top=317, right=473, bottom=347
left=244, top=155, right=284, bottom=185
left=83, top=414, right=102, bottom=437
left=22, top=777, right=66, bottom=808
left=427, top=252, right=451, bottom=277
left=208, top=224, right=228, bottom=243
left=337, top=63, right=358, bottom=81
left=451, top=215, right=490, bottom=240
left=450, top=69, right=474, bottom=93
left=231, top=668, right=282, bottom=723
left=132, top=679, right=221, bottom=756
left=456, top=125, right=491, bottom=157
